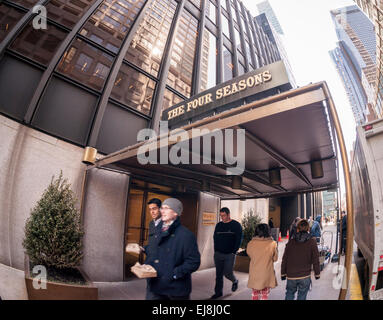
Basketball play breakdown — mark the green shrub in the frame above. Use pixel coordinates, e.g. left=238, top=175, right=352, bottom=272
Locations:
left=240, top=208, right=262, bottom=252
left=23, top=172, right=84, bottom=270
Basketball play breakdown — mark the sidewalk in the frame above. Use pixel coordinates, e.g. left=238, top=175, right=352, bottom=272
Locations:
left=95, top=225, right=347, bottom=300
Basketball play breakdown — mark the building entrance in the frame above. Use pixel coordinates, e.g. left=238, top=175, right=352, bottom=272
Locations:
left=124, top=179, right=198, bottom=280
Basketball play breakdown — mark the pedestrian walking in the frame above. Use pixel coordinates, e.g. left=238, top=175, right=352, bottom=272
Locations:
left=210, top=207, right=243, bottom=299
left=310, top=215, right=322, bottom=243
left=340, top=211, right=347, bottom=255
left=145, top=198, right=201, bottom=300
left=246, top=224, right=278, bottom=300
left=281, top=219, right=320, bottom=300
left=142, top=198, right=162, bottom=299
left=289, top=217, right=301, bottom=241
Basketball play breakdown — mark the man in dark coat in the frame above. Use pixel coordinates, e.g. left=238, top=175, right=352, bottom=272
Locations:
left=146, top=198, right=201, bottom=300
left=340, top=211, right=347, bottom=255
left=310, top=215, right=322, bottom=243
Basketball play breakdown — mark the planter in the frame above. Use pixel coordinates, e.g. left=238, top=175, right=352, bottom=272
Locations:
left=24, top=257, right=98, bottom=300
left=234, top=254, right=250, bottom=273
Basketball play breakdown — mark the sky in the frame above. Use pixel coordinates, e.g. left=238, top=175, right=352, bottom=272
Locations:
left=243, top=0, right=357, bottom=156
left=243, top=0, right=359, bottom=199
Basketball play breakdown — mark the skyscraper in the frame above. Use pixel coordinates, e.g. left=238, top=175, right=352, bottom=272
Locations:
left=256, top=0, right=283, bottom=35
left=330, top=5, right=377, bottom=124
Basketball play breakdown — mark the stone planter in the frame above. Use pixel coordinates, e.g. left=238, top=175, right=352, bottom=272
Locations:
left=234, top=254, right=250, bottom=273
left=24, top=257, right=98, bottom=300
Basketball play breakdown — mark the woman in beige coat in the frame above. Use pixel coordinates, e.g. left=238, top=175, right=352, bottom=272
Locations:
left=246, top=223, right=278, bottom=300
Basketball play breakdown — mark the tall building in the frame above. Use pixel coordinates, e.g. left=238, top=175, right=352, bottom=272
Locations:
left=330, top=5, right=378, bottom=124
left=354, top=0, right=383, bottom=118
left=256, top=0, right=283, bottom=35
left=322, top=190, right=337, bottom=217
left=0, top=0, right=293, bottom=284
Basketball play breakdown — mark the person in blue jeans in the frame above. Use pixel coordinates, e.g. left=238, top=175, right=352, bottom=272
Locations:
left=281, top=219, right=320, bottom=300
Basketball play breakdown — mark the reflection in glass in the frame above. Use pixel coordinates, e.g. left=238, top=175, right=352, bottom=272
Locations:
left=0, top=4, right=25, bottom=43
left=189, top=0, right=201, bottom=9
left=57, top=38, right=113, bottom=91
left=238, top=61, right=245, bottom=76
left=221, top=14, right=230, bottom=38
left=47, top=0, right=97, bottom=29
left=206, top=1, right=216, bottom=24
left=234, top=27, right=242, bottom=52
left=80, top=0, right=145, bottom=53
left=7, top=0, right=38, bottom=8
left=111, top=63, right=156, bottom=115
left=223, top=45, right=233, bottom=81
left=166, top=10, right=198, bottom=98
left=125, top=0, right=177, bottom=77
left=231, top=5, right=237, bottom=24
left=221, top=0, right=227, bottom=12
left=200, top=29, right=217, bottom=91
left=162, top=89, right=184, bottom=111
left=9, top=22, right=68, bottom=66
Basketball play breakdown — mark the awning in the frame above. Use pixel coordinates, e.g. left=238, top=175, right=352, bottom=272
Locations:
left=91, top=82, right=338, bottom=200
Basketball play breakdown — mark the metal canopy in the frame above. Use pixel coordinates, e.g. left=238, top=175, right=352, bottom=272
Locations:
left=91, top=82, right=339, bottom=199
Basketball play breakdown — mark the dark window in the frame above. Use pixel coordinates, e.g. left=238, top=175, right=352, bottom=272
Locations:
left=80, top=0, right=145, bottom=53
left=0, top=4, right=25, bottom=43
left=9, top=22, right=68, bottom=66
left=32, top=76, right=98, bottom=145
left=0, top=55, right=43, bottom=120
left=111, top=63, right=156, bottom=115
left=46, top=0, right=98, bottom=29
left=96, top=102, right=149, bottom=154
left=125, top=0, right=177, bottom=78
left=56, top=37, right=113, bottom=91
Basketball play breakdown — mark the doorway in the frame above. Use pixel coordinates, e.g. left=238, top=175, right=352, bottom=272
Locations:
left=124, top=179, right=199, bottom=280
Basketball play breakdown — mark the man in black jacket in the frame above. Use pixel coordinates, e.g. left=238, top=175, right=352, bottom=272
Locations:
left=146, top=198, right=201, bottom=300
left=211, top=207, right=243, bottom=299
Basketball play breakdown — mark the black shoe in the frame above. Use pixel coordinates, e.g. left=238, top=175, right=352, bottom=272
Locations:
left=232, top=280, right=239, bottom=292
left=210, top=293, right=222, bottom=299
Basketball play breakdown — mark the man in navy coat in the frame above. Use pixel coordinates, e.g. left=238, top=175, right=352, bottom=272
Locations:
left=146, top=198, right=201, bottom=300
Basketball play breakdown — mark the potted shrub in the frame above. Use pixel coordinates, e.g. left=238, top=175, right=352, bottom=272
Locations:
left=234, top=208, right=262, bottom=273
left=23, top=172, right=98, bottom=300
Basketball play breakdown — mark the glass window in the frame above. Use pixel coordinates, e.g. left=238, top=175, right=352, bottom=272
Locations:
left=32, top=76, right=98, bottom=145
left=80, top=0, right=145, bottom=53
left=238, top=61, right=245, bottom=76
left=111, top=63, right=156, bottom=115
left=0, top=4, right=25, bottom=43
left=234, top=27, right=242, bottom=52
left=200, top=29, right=217, bottom=91
left=221, top=0, right=227, bottom=12
left=223, top=45, right=233, bottom=81
left=9, top=22, right=68, bottom=66
left=221, top=14, right=230, bottom=38
left=189, top=0, right=201, bottom=9
left=206, top=1, right=216, bottom=24
left=162, top=89, right=184, bottom=111
left=166, top=10, right=198, bottom=98
left=125, top=0, right=177, bottom=78
left=231, top=5, right=237, bottom=24
left=56, top=38, right=113, bottom=91
left=46, top=0, right=98, bottom=29
left=8, top=0, right=38, bottom=8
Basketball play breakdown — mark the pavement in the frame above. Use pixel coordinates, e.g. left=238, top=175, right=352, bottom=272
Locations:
left=94, top=224, right=358, bottom=300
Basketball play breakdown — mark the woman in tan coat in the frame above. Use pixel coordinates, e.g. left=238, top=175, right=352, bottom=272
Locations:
left=246, top=223, right=278, bottom=300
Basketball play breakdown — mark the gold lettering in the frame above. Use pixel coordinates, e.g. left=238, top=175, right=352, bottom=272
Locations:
left=254, top=74, right=263, bottom=85
left=216, top=88, right=223, bottom=100
left=246, top=76, right=255, bottom=88
left=198, top=96, right=205, bottom=106
left=223, top=85, right=231, bottom=97
left=178, top=105, right=185, bottom=115
left=231, top=82, right=239, bottom=94
left=192, top=99, right=198, bottom=109
left=263, top=70, right=272, bottom=82
left=205, top=93, right=213, bottom=104
left=168, top=109, right=175, bottom=120
left=186, top=101, right=193, bottom=112
left=238, top=79, right=247, bottom=91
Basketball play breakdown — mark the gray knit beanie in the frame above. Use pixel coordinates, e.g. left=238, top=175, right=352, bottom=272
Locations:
left=162, top=198, right=183, bottom=216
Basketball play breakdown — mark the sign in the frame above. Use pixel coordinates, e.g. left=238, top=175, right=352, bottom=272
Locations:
left=162, top=61, right=291, bottom=126
left=202, top=212, right=217, bottom=226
